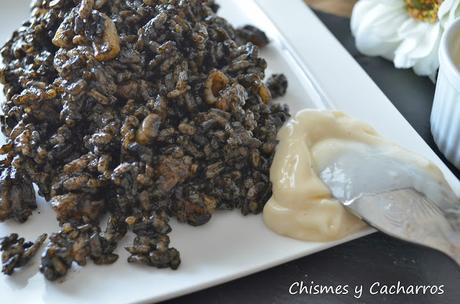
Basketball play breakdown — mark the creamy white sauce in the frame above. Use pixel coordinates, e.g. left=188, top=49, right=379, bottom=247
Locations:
left=263, top=110, right=451, bottom=242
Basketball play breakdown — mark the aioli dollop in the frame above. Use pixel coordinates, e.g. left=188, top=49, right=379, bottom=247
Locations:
left=263, top=110, right=450, bottom=242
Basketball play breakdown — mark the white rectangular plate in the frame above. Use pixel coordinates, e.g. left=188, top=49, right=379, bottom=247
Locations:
left=0, top=1, right=459, bottom=303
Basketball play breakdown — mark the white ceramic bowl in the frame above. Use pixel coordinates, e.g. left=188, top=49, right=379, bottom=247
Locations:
left=432, top=18, right=460, bottom=169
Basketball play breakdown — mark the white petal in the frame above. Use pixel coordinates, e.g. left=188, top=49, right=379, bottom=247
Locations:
left=351, top=0, right=454, bottom=78
left=351, top=0, right=404, bottom=34
left=439, top=0, right=460, bottom=28
left=351, top=0, right=407, bottom=57
left=438, top=0, right=455, bottom=19
left=398, top=22, right=440, bottom=59
left=412, top=36, right=441, bottom=78
left=351, top=0, right=377, bottom=34
left=394, top=22, right=440, bottom=71
left=352, top=0, right=406, bottom=40
left=372, top=0, right=405, bottom=6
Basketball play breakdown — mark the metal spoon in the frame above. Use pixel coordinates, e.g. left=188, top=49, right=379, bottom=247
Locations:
left=339, top=188, right=460, bottom=266
left=318, top=152, right=460, bottom=266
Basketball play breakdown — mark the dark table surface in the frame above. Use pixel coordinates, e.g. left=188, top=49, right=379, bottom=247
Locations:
left=163, top=10, right=460, bottom=304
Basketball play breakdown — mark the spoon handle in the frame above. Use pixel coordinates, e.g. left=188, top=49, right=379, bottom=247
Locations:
left=344, top=188, right=460, bottom=266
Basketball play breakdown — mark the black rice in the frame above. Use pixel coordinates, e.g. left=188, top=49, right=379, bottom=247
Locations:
left=0, top=0, right=289, bottom=280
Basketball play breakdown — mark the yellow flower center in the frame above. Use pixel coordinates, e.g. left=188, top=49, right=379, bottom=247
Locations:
left=405, top=0, right=443, bottom=23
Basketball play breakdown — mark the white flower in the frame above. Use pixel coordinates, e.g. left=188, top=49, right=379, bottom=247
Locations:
left=351, top=0, right=460, bottom=79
